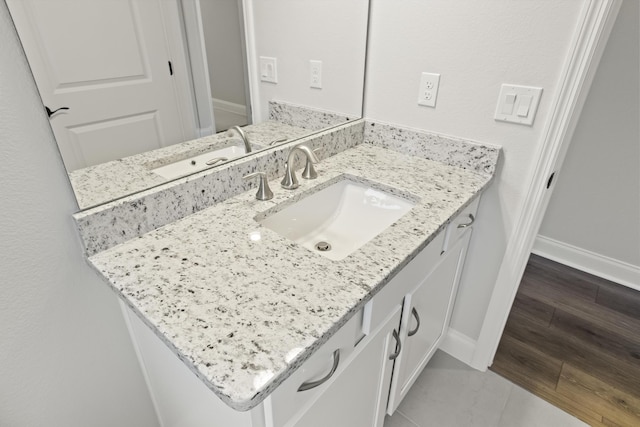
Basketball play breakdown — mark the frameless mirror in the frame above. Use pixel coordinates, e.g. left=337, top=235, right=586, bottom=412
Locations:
left=7, top=0, right=369, bottom=209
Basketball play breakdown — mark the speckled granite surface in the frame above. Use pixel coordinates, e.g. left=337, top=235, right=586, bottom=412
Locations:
left=74, top=121, right=365, bottom=256
left=70, top=121, right=310, bottom=210
left=269, top=100, right=357, bottom=131
left=88, top=143, right=496, bottom=411
left=364, top=120, right=501, bottom=176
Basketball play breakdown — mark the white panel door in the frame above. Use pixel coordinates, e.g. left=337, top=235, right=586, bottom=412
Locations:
left=8, top=0, right=190, bottom=171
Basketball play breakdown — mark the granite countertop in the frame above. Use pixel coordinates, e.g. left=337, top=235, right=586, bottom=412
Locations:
left=88, top=143, right=495, bottom=411
left=69, top=121, right=310, bottom=209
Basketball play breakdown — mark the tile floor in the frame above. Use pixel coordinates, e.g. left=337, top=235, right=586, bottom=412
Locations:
left=384, top=351, right=587, bottom=427
left=214, top=108, right=248, bottom=133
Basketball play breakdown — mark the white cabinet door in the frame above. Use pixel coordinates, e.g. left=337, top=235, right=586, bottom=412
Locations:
left=291, top=306, right=402, bottom=427
left=388, top=230, right=472, bottom=413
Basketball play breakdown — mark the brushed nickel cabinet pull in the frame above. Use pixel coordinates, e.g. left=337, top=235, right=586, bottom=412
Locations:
left=389, top=329, right=402, bottom=360
left=408, top=307, right=421, bottom=337
left=298, top=349, right=340, bottom=392
left=457, top=213, right=475, bottom=229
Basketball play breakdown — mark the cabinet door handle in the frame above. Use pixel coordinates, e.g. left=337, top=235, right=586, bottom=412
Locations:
left=457, top=213, right=475, bottom=229
left=408, top=307, right=421, bottom=337
left=389, top=329, right=402, bottom=360
left=297, top=349, right=340, bottom=392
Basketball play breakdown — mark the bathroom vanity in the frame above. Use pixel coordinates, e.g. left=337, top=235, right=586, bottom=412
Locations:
left=84, top=134, right=497, bottom=427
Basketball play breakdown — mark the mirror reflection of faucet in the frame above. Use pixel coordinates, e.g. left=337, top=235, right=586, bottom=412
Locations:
left=227, top=126, right=252, bottom=153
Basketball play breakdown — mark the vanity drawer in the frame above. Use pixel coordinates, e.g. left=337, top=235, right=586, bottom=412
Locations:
left=442, top=196, right=480, bottom=253
left=263, top=309, right=363, bottom=427
left=363, top=230, right=445, bottom=336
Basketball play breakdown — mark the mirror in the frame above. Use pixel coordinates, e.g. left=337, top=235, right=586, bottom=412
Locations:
left=8, top=0, right=369, bottom=209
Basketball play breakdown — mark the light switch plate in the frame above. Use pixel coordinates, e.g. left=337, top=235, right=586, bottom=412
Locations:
left=495, top=84, right=543, bottom=125
left=259, top=56, right=278, bottom=83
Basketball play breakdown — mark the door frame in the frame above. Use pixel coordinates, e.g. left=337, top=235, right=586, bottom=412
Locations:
left=158, top=0, right=201, bottom=143
left=172, top=0, right=216, bottom=137
left=242, top=0, right=261, bottom=123
left=178, top=0, right=256, bottom=135
left=470, top=0, right=623, bottom=369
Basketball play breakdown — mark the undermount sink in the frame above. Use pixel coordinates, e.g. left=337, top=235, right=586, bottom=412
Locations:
left=257, top=177, right=416, bottom=260
left=151, top=142, right=258, bottom=180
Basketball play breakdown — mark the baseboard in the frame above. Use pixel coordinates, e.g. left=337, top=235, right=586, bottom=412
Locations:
left=211, top=98, right=247, bottom=116
left=439, top=328, right=483, bottom=370
left=533, top=235, right=640, bottom=291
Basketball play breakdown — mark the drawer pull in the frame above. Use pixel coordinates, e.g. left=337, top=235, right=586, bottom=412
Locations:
left=297, top=349, right=340, bottom=392
left=408, top=307, right=421, bottom=337
left=389, top=329, right=402, bottom=360
left=457, top=213, right=475, bottom=229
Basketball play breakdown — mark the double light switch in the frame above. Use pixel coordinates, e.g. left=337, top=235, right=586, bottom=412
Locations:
left=495, top=84, right=543, bottom=126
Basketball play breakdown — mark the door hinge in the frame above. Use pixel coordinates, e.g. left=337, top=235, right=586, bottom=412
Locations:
left=168, top=61, right=173, bottom=76
left=546, top=172, right=556, bottom=189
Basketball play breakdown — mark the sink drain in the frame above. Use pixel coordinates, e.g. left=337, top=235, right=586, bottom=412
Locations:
left=315, top=241, right=332, bottom=252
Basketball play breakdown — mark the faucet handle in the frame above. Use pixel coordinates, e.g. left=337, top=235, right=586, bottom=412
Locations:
left=269, top=136, right=288, bottom=146
left=243, top=172, right=273, bottom=201
left=302, top=148, right=322, bottom=180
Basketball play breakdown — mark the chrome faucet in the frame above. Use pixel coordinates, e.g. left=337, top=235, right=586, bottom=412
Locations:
left=281, top=143, right=320, bottom=190
left=228, top=125, right=251, bottom=153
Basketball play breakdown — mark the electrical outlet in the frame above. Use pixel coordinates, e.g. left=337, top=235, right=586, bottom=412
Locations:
left=310, top=60, right=322, bottom=89
left=418, top=72, right=440, bottom=107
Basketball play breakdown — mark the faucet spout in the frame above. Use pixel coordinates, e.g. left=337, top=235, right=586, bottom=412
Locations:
left=228, top=125, right=251, bottom=153
left=281, top=143, right=319, bottom=190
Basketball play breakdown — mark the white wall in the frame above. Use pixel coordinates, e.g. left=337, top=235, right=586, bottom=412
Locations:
left=537, top=0, right=640, bottom=273
left=250, top=0, right=368, bottom=119
left=201, top=0, right=247, bottom=106
left=0, top=4, right=159, bottom=426
left=364, top=0, right=586, bottom=340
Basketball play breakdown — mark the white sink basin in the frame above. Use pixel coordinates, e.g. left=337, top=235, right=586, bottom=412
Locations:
left=257, top=178, right=416, bottom=260
left=151, top=142, right=253, bottom=180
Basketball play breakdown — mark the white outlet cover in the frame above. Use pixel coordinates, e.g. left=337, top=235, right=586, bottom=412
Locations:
left=259, top=56, right=278, bottom=84
left=310, top=60, right=322, bottom=89
left=495, top=84, right=543, bottom=125
left=418, top=72, right=440, bottom=107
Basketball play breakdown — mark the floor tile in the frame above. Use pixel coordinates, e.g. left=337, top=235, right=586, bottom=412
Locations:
left=397, top=351, right=513, bottom=426
left=498, top=385, right=588, bottom=427
left=214, top=108, right=247, bottom=132
left=426, top=349, right=475, bottom=370
left=384, top=412, right=419, bottom=427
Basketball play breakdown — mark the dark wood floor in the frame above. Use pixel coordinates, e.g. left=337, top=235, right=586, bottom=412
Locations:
left=491, top=254, right=640, bottom=427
